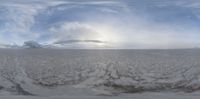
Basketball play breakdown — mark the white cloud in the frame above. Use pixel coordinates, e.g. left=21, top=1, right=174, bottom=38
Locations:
left=0, top=0, right=126, bottom=44
left=48, top=21, right=122, bottom=48
left=0, top=0, right=200, bottom=48
left=49, top=22, right=104, bottom=43
left=0, top=0, right=69, bottom=44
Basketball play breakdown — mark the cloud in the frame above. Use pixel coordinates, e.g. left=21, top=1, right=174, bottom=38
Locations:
left=49, top=22, right=103, bottom=42
left=54, top=39, right=106, bottom=44
left=48, top=21, right=122, bottom=48
left=0, top=0, right=70, bottom=44
left=0, top=0, right=200, bottom=48
left=0, top=0, right=124, bottom=44
left=113, top=18, right=200, bottom=49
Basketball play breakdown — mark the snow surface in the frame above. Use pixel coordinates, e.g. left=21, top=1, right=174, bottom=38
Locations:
left=1, top=49, right=200, bottom=98
left=1, top=92, right=200, bottom=99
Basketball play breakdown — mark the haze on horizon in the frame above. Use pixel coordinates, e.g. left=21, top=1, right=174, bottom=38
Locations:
left=0, top=0, right=200, bottom=49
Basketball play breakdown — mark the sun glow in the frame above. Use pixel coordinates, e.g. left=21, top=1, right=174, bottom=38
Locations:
left=88, top=24, right=121, bottom=48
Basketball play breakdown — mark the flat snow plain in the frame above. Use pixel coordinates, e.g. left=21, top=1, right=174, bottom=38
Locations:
left=1, top=92, right=200, bottom=99
left=1, top=49, right=200, bottom=98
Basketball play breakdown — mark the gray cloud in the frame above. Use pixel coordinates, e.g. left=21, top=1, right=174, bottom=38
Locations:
left=54, top=39, right=106, bottom=44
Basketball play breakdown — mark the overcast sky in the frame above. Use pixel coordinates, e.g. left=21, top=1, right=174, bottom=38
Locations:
left=0, top=0, right=200, bottom=49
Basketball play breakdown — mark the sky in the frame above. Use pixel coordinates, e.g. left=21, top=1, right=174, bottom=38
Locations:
left=0, top=0, right=200, bottom=49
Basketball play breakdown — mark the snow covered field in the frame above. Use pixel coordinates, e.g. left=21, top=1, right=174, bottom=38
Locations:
left=0, top=49, right=200, bottom=98
left=1, top=92, right=200, bottom=99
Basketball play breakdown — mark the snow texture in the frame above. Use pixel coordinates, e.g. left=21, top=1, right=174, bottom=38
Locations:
left=0, top=49, right=200, bottom=98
